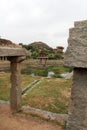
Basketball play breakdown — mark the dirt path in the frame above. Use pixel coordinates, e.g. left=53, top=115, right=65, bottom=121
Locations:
left=0, top=104, right=63, bottom=130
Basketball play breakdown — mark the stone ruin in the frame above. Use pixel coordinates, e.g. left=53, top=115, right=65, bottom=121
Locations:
left=0, top=38, right=27, bottom=112
left=65, top=20, right=87, bottom=130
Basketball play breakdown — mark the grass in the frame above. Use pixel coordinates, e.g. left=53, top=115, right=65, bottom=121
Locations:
left=0, top=73, right=10, bottom=100
left=21, top=66, right=48, bottom=77
left=0, top=73, right=72, bottom=114
left=21, top=65, right=72, bottom=77
left=21, top=75, right=40, bottom=88
left=0, top=73, right=40, bottom=100
left=22, top=78, right=72, bottom=114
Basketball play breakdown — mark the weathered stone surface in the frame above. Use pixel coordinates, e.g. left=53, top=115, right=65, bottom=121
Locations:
left=69, top=27, right=87, bottom=38
left=74, top=20, right=87, bottom=28
left=65, top=20, right=87, bottom=68
left=0, top=38, right=28, bottom=57
left=67, top=68, right=87, bottom=130
left=65, top=20, right=87, bottom=130
left=10, top=57, right=22, bottom=112
left=23, top=105, right=68, bottom=125
left=0, top=38, right=28, bottom=112
left=0, top=47, right=27, bottom=57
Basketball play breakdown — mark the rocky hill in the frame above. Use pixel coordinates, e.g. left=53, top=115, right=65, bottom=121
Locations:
left=28, top=41, right=53, bottom=50
left=21, top=41, right=64, bottom=60
left=0, top=38, right=21, bottom=48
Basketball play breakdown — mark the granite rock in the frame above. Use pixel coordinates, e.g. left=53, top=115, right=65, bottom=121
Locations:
left=65, top=20, right=87, bottom=68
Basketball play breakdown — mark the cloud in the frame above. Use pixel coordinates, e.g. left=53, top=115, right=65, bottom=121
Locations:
left=0, top=0, right=87, bottom=50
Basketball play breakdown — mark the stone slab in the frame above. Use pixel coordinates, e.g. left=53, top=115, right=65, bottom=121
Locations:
left=0, top=47, right=28, bottom=57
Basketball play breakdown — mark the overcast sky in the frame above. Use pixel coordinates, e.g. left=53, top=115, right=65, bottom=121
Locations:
left=0, top=0, right=87, bottom=50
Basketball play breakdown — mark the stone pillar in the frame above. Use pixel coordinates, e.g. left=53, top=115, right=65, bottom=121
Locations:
left=8, top=57, right=25, bottom=112
left=67, top=68, right=87, bottom=129
left=64, top=20, right=87, bottom=130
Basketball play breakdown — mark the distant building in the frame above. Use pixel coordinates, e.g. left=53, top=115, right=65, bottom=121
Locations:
left=53, top=46, right=64, bottom=53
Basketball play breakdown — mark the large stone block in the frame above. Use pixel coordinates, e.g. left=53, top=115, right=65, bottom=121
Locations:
left=74, top=20, right=87, bottom=28
left=69, top=27, right=87, bottom=38
left=65, top=20, right=87, bottom=68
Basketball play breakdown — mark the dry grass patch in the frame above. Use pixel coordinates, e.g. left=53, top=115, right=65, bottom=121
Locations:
left=22, top=78, right=72, bottom=114
left=0, top=73, right=10, bottom=100
left=0, top=73, right=40, bottom=100
left=0, top=73, right=72, bottom=114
